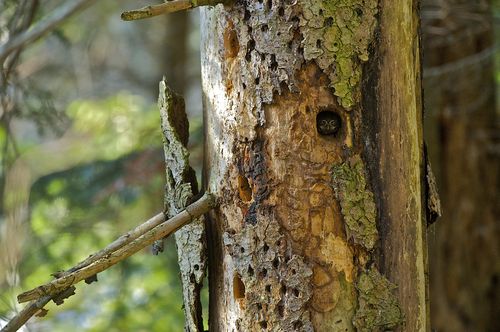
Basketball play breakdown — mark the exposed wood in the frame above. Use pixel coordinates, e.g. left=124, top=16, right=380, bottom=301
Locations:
left=362, top=0, right=428, bottom=330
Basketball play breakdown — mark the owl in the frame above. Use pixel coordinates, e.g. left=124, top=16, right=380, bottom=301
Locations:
left=317, top=112, right=341, bottom=136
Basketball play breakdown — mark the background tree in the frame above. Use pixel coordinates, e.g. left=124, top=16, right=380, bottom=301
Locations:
left=422, top=1, right=500, bottom=331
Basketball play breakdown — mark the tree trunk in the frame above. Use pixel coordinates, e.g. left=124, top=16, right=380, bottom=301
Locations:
left=422, top=1, right=500, bottom=331
left=200, top=1, right=427, bottom=331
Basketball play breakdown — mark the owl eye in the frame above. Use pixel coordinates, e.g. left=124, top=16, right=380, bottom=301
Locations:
left=329, top=120, right=337, bottom=126
left=321, top=120, right=329, bottom=126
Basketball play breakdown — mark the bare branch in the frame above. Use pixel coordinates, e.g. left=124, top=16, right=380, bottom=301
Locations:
left=0, top=0, right=98, bottom=62
left=17, top=192, right=216, bottom=303
left=56, top=212, right=165, bottom=277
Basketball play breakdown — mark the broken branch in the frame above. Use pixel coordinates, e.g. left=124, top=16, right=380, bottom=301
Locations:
left=120, top=0, right=226, bottom=21
left=3, top=193, right=215, bottom=331
left=55, top=211, right=165, bottom=278
left=121, top=1, right=192, bottom=21
left=17, top=192, right=215, bottom=304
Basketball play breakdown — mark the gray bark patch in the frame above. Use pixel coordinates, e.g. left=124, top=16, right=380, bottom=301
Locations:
left=223, top=217, right=314, bottom=331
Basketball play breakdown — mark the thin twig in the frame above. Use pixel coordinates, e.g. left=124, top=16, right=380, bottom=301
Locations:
left=17, top=192, right=215, bottom=303
left=4, top=0, right=40, bottom=77
left=0, top=0, right=98, bottom=62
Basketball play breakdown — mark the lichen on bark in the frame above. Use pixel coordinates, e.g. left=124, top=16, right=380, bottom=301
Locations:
left=331, top=155, right=378, bottom=250
left=353, top=267, right=404, bottom=332
left=221, top=0, right=378, bottom=135
left=299, top=0, right=378, bottom=108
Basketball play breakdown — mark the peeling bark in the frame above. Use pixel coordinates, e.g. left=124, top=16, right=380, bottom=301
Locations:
left=201, top=1, right=426, bottom=331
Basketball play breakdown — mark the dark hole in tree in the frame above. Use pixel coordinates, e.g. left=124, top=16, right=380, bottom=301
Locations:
left=244, top=9, right=251, bottom=21
left=270, top=54, right=278, bottom=71
left=316, top=110, right=341, bottom=137
left=277, top=303, right=285, bottom=317
left=233, top=274, right=246, bottom=299
left=245, top=39, right=255, bottom=62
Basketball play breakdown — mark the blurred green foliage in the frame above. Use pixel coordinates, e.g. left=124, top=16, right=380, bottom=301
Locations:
left=0, top=1, right=205, bottom=330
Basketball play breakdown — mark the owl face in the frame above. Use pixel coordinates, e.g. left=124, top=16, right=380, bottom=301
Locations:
left=316, top=111, right=341, bottom=136
left=318, top=119, right=340, bottom=135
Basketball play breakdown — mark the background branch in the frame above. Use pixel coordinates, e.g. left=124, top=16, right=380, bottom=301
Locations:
left=0, top=0, right=98, bottom=63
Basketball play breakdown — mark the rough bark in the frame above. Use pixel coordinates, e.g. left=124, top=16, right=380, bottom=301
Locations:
left=422, top=1, right=500, bottom=331
left=201, top=1, right=426, bottom=331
